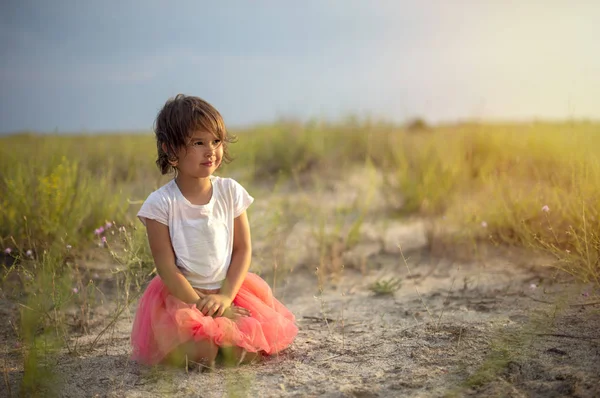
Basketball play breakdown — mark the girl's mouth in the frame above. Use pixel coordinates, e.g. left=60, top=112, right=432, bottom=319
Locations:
left=201, top=162, right=214, bottom=167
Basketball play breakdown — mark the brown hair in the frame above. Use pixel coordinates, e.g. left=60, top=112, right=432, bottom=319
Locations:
left=153, top=94, right=236, bottom=174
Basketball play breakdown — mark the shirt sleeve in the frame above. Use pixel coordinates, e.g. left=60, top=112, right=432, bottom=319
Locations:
left=230, top=179, right=254, bottom=218
left=137, top=191, right=169, bottom=226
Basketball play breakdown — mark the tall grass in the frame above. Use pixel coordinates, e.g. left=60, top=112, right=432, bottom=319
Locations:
left=230, top=118, right=397, bottom=180
left=442, top=123, right=600, bottom=285
left=0, top=134, right=158, bottom=253
left=2, top=121, right=600, bottom=285
left=1, top=156, right=128, bottom=252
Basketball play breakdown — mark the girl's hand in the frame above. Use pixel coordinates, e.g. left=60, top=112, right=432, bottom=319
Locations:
left=196, top=294, right=232, bottom=317
left=222, top=305, right=251, bottom=320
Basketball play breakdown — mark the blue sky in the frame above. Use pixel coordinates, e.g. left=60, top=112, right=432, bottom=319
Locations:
left=1, top=1, right=599, bottom=133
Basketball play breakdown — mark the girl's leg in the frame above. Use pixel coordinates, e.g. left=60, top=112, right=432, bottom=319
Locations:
left=165, top=339, right=218, bottom=370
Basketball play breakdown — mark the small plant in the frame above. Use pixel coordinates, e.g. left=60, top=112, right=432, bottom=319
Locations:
left=104, top=223, right=154, bottom=296
left=86, top=221, right=154, bottom=351
left=405, top=116, right=430, bottom=132
left=369, top=277, right=402, bottom=296
left=11, top=246, right=77, bottom=396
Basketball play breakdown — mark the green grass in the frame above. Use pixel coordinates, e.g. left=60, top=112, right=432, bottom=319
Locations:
left=369, top=277, right=402, bottom=296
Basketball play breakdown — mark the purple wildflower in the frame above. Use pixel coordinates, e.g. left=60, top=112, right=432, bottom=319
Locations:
left=542, top=205, right=550, bottom=212
left=4, top=248, right=11, bottom=254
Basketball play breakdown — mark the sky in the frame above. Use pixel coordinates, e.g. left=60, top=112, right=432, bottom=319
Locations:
left=1, top=0, right=599, bottom=133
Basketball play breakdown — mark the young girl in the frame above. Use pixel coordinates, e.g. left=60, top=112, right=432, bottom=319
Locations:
left=131, top=94, right=298, bottom=368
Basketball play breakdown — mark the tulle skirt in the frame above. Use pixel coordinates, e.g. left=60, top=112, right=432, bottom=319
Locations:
left=130, top=273, right=298, bottom=365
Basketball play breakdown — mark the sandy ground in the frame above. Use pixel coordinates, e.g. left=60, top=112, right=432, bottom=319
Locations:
left=2, top=170, right=600, bottom=397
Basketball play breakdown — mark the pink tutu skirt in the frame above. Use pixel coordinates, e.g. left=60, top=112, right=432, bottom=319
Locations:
left=131, top=273, right=298, bottom=365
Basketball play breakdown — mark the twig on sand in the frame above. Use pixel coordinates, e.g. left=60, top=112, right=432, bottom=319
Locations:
left=436, top=275, right=457, bottom=329
left=530, top=333, right=600, bottom=342
left=317, top=353, right=344, bottom=362
left=366, top=341, right=385, bottom=350
left=186, top=357, right=215, bottom=372
left=524, top=295, right=554, bottom=305
left=399, top=246, right=433, bottom=320
left=90, top=292, right=142, bottom=351
left=303, top=315, right=335, bottom=323
left=456, top=326, right=463, bottom=350
left=3, top=358, right=12, bottom=398
left=570, top=301, right=600, bottom=307
left=525, top=297, right=600, bottom=307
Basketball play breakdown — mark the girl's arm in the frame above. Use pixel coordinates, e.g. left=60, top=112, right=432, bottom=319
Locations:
left=190, top=211, right=252, bottom=317
left=145, top=218, right=202, bottom=304
left=220, top=211, right=252, bottom=301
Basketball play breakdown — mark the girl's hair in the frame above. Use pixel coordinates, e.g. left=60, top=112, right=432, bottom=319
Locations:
left=154, top=94, right=237, bottom=175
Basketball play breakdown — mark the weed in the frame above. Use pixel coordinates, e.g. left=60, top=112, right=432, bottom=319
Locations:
left=369, top=277, right=402, bottom=296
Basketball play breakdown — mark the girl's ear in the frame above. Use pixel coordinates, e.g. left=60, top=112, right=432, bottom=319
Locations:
left=162, top=143, right=178, bottom=166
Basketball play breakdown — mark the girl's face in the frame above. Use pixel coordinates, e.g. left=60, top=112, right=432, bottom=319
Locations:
left=174, top=130, right=223, bottom=179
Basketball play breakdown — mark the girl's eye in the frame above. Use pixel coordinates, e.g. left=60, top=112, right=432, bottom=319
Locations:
left=213, top=140, right=221, bottom=145
left=193, top=141, right=203, bottom=146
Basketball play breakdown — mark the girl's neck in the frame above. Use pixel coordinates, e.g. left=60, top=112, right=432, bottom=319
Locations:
left=175, top=175, right=213, bottom=204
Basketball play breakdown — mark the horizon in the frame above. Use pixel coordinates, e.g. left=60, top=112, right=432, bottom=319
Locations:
left=1, top=1, right=599, bottom=134
left=4, top=115, right=599, bottom=137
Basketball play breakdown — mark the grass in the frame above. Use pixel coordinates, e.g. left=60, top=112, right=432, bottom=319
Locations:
left=1, top=118, right=600, bottom=395
left=1, top=221, right=153, bottom=395
left=5, top=121, right=600, bottom=284
left=5, top=246, right=78, bottom=396
left=369, top=277, right=402, bottom=296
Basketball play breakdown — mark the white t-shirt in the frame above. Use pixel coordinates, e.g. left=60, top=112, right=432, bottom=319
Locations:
left=137, top=176, right=254, bottom=290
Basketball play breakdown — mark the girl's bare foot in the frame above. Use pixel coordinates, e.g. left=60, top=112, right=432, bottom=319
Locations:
left=218, top=346, right=262, bottom=367
left=166, top=339, right=218, bottom=370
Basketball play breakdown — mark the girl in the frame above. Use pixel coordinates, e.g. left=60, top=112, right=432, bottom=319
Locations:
left=131, top=94, right=298, bottom=369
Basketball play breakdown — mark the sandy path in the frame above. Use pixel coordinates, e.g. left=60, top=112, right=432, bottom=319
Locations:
left=3, top=245, right=598, bottom=398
